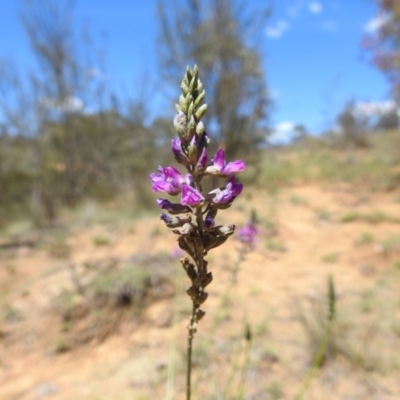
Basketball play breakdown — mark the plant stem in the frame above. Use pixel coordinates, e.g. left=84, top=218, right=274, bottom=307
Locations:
left=186, top=301, right=198, bottom=400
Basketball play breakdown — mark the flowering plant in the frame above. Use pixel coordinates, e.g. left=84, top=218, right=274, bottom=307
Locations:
left=149, top=65, right=246, bottom=399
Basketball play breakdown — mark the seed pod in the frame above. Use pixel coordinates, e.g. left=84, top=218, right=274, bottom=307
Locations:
left=201, top=272, right=213, bottom=288
left=196, top=309, right=206, bottom=320
left=184, top=262, right=197, bottom=282
left=186, top=286, right=197, bottom=299
left=195, top=291, right=208, bottom=305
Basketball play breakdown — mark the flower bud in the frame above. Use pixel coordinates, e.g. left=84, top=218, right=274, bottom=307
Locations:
left=197, top=79, right=203, bottom=93
left=194, top=90, right=206, bottom=108
left=179, top=94, right=188, bottom=113
left=189, top=75, right=196, bottom=92
left=196, top=121, right=205, bottom=136
left=188, top=142, right=198, bottom=165
left=195, top=104, right=207, bottom=120
left=174, top=112, right=187, bottom=139
left=181, top=81, right=190, bottom=95
left=187, top=101, right=195, bottom=120
left=188, top=115, right=196, bottom=135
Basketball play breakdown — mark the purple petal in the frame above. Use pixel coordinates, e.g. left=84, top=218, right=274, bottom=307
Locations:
left=204, top=216, right=215, bottom=230
left=156, top=198, right=172, bottom=209
left=164, top=166, right=182, bottom=182
left=213, top=149, right=226, bottom=171
left=213, top=176, right=243, bottom=204
left=156, top=198, right=192, bottom=214
left=227, top=176, right=243, bottom=196
left=149, top=166, right=184, bottom=195
left=197, top=147, right=208, bottom=170
left=171, top=138, right=181, bottom=155
left=181, top=184, right=204, bottom=206
left=222, top=160, right=246, bottom=175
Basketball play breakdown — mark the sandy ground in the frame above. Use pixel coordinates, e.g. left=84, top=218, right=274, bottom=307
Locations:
left=1, top=184, right=400, bottom=400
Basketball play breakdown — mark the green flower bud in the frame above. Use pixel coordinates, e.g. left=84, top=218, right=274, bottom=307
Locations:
left=188, top=115, right=196, bottom=134
left=197, top=79, right=203, bottom=93
left=179, top=94, right=188, bottom=113
left=194, top=90, right=206, bottom=109
left=196, top=121, right=205, bottom=136
left=174, top=112, right=187, bottom=139
left=187, top=101, right=195, bottom=120
left=188, top=142, right=198, bottom=165
left=189, top=75, right=196, bottom=92
left=195, top=104, right=208, bottom=120
left=181, top=81, right=190, bottom=95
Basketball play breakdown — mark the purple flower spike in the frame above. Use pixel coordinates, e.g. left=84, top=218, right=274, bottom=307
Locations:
left=205, top=149, right=246, bottom=176
left=213, top=176, right=243, bottom=204
left=237, top=222, right=258, bottom=247
left=181, top=184, right=204, bottom=207
left=150, top=166, right=184, bottom=195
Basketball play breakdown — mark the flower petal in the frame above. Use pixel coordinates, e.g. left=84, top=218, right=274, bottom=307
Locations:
left=149, top=166, right=184, bottom=195
left=181, top=184, right=204, bottom=206
left=213, top=148, right=226, bottom=171
left=222, top=160, right=246, bottom=175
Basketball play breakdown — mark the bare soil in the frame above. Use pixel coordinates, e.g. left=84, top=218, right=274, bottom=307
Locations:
left=1, top=184, right=400, bottom=399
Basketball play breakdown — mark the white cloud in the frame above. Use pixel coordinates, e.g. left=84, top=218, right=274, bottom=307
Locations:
left=308, top=2, right=323, bottom=14
left=269, top=122, right=297, bottom=144
left=265, top=20, right=290, bottom=39
left=364, top=14, right=389, bottom=33
left=40, top=96, right=84, bottom=113
left=352, top=100, right=396, bottom=117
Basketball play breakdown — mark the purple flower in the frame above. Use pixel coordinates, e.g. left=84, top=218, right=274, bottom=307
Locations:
left=171, top=138, right=189, bottom=166
left=237, top=222, right=258, bottom=247
left=197, top=147, right=208, bottom=172
left=156, top=198, right=192, bottom=214
left=204, top=216, right=215, bottom=230
left=213, top=176, right=243, bottom=204
left=150, top=166, right=187, bottom=195
left=205, top=149, right=246, bottom=176
left=181, top=184, right=204, bottom=206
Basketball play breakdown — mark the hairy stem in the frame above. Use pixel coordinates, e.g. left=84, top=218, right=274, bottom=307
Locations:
left=186, top=300, right=198, bottom=400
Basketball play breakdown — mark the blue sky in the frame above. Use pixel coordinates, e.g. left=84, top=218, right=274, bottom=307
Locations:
left=0, top=0, right=389, bottom=138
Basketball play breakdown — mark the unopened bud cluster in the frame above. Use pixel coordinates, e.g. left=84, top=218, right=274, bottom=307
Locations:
left=150, top=65, right=246, bottom=319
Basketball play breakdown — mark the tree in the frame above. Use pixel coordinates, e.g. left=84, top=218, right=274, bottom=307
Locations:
left=336, top=102, right=369, bottom=149
left=21, top=0, right=105, bottom=206
left=363, top=1, right=400, bottom=100
left=157, top=0, right=271, bottom=158
left=375, top=108, right=399, bottom=130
